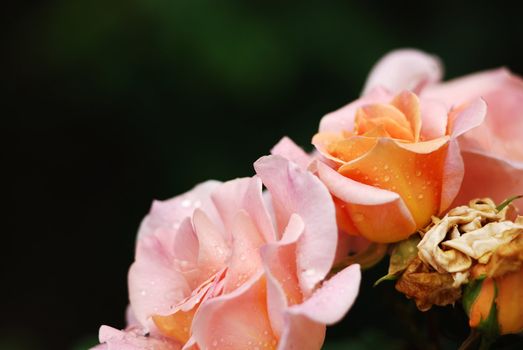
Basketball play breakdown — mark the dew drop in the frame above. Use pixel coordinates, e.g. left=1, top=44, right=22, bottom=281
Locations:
left=383, top=164, right=389, bottom=170
left=391, top=186, right=397, bottom=190
left=181, top=199, right=191, bottom=208
left=383, top=175, right=390, bottom=182
left=353, top=213, right=365, bottom=222
left=415, top=170, right=422, bottom=177
left=418, top=194, right=424, bottom=199
left=372, top=165, right=378, bottom=171
left=212, top=340, right=218, bottom=346
left=364, top=176, right=369, bottom=180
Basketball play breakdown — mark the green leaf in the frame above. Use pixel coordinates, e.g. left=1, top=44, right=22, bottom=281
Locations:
left=374, top=234, right=420, bottom=287
left=496, top=195, right=523, bottom=212
left=388, top=234, right=421, bottom=274
left=373, top=273, right=399, bottom=287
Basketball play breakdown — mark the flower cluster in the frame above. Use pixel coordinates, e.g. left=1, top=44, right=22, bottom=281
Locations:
left=93, top=49, right=523, bottom=349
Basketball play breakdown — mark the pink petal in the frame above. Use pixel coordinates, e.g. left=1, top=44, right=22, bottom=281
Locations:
left=419, top=98, right=448, bottom=140
left=191, top=273, right=278, bottom=350
left=313, top=160, right=416, bottom=243
left=271, top=137, right=312, bottom=170
left=128, top=234, right=191, bottom=329
left=261, top=214, right=305, bottom=336
left=287, top=264, right=361, bottom=324
left=137, top=181, right=222, bottom=240
left=423, top=68, right=520, bottom=110
left=448, top=98, right=487, bottom=138
left=211, top=177, right=275, bottom=242
left=223, top=210, right=266, bottom=293
left=362, top=49, right=443, bottom=95
left=439, top=139, right=464, bottom=213
left=452, top=151, right=523, bottom=213
left=192, top=209, right=230, bottom=281
left=254, top=155, right=338, bottom=295
left=97, top=325, right=180, bottom=350
left=262, top=214, right=328, bottom=349
left=276, top=314, right=326, bottom=350
left=318, top=87, right=392, bottom=133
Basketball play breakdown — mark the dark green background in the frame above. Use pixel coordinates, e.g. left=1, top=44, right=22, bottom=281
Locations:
left=4, top=1, right=523, bottom=349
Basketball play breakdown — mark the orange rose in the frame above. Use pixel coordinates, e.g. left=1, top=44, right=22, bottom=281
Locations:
left=312, top=88, right=486, bottom=243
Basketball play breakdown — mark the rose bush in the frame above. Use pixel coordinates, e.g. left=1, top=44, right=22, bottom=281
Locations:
left=93, top=155, right=361, bottom=350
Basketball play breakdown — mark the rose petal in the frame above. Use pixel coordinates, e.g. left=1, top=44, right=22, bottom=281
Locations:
left=211, top=177, right=275, bottom=242
left=391, top=91, right=422, bottom=142
left=287, top=264, right=361, bottom=324
left=262, top=215, right=305, bottom=339
left=254, top=155, right=338, bottom=295
left=338, top=137, right=448, bottom=231
left=439, top=140, right=464, bottom=213
left=276, top=313, right=326, bottom=350
left=314, top=160, right=416, bottom=243
left=271, top=136, right=312, bottom=170
left=191, top=272, right=278, bottom=350
left=128, top=234, right=191, bottom=329
left=419, top=98, right=448, bottom=140
left=97, top=325, right=180, bottom=350
left=447, top=98, right=487, bottom=138
left=362, top=49, right=443, bottom=95
left=452, top=152, right=523, bottom=213
left=137, top=181, right=222, bottom=240
left=319, top=87, right=392, bottom=133
left=223, top=210, right=266, bottom=292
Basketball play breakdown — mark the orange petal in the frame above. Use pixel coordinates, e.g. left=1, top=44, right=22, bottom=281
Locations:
left=327, top=136, right=378, bottom=163
left=338, top=138, right=447, bottom=229
left=355, top=104, right=414, bottom=141
left=153, top=307, right=196, bottom=344
left=391, top=91, right=421, bottom=142
left=469, top=278, right=495, bottom=328
left=314, top=161, right=416, bottom=243
left=496, top=268, right=523, bottom=334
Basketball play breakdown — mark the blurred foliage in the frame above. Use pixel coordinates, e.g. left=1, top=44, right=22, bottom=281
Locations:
left=4, top=0, right=523, bottom=349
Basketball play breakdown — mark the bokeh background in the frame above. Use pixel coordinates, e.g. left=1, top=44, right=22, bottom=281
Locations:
left=4, top=1, right=523, bottom=349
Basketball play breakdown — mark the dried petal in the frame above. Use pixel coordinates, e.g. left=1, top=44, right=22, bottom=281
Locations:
left=395, top=257, right=461, bottom=311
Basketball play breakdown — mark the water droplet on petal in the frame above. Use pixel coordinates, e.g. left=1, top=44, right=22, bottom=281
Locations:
left=418, top=194, right=424, bottom=199
left=353, top=213, right=365, bottom=222
left=415, top=170, right=422, bottom=177
left=383, top=175, right=390, bottom=182
left=181, top=199, right=191, bottom=208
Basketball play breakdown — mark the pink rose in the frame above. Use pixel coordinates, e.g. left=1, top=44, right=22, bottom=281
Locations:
left=94, top=155, right=361, bottom=350
left=364, top=49, right=523, bottom=212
